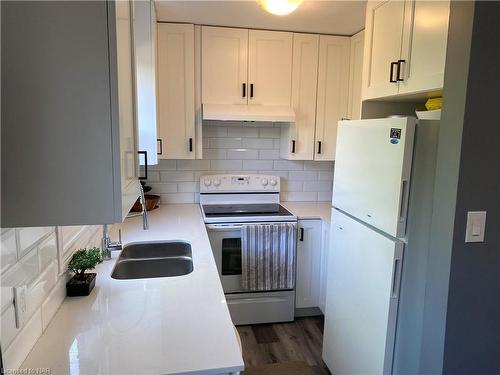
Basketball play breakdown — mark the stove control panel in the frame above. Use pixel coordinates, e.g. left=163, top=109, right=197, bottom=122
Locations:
left=200, top=174, right=280, bottom=193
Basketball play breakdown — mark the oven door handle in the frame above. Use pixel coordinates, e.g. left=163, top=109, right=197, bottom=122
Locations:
left=206, top=222, right=297, bottom=231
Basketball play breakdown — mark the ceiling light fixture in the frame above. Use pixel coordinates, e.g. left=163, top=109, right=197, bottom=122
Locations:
left=258, top=0, right=303, bottom=16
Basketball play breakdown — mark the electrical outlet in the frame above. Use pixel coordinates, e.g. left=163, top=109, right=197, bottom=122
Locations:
left=13, top=286, right=27, bottom=328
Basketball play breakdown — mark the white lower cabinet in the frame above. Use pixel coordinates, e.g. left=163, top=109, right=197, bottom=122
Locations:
left=295, top=219, right=323, bottom=309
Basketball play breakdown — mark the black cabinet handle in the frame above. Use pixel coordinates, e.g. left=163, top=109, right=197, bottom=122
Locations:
left=299, top=227, right=304, bottom=241
left=390, top=61, right=398, bottom=83
left=397, top=59, right=405, bottom=81
left=189, top=138, right=193, bottom=152
left=157, top=139, right=163, bottom=155
left=291, top=140, right=296, bottom=153
left=138, top=151, right=148, bottom=180
left=242, top=83, right=246, bottom=98
left=317, top=141, right=322, bottom=154
left=250, top=83, right=254, bottom=98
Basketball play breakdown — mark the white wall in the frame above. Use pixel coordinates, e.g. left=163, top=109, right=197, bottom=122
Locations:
left=149, top=122, right=334, bottom=203
left=0, top=225, right=101, bottom=369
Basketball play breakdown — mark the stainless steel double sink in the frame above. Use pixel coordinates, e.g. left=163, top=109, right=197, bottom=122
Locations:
left=111, top=241, right=193, bottom=280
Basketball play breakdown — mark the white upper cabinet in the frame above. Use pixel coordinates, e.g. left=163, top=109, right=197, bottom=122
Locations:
left=362, top=0, right=405, bottom=100
left=157, top=23, right=196, bottom=159
left=315, top=35, right=351, bottom=161
left=362, top=0, right=450, bottom=100
left=201, top=26, right=248, bottom=105
left=399, top=0, right=450, bottom=94
left=281, top=33, right=319, bottom=160
left=348, top=30, right=365, bottom=120
left=247, top=30, right=293, bottom=106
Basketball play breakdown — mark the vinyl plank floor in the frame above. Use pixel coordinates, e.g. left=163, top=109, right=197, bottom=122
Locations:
left=237, top=316, right=331, bottom=375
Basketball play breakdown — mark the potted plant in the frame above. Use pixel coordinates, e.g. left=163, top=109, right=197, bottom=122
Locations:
left=66, top=247, right=103, bottom=297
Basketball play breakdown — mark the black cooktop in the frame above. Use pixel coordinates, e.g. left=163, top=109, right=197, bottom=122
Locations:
left=203, top=204, right=294, bottom=217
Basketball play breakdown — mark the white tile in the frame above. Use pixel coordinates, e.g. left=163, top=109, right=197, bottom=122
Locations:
left=18, top=249, right=40, bottom=286
left=228, top=127, right=259, bottom=138
left=159, top=193, right=195, bottom=204
left=242, top=138, right=274, bottom=149
left=203, top=126, right=228, bottom=137
left=280, top=192, right=288, bottom=201
left=227, top=149, right=259, bottom=160
left=303, top=180, right=333, bottom=192
left=318, top=191, right=333, bottom=202
left=318, top=171, right=334, bottom=181
left=258, top=149, right=280, bottom=160
left=304, top=161, right=334, bottom=171
left=41, top=276, right=66, bottom=331
left=273, top=139, right=281, bottom=149
left=146, top=170, right=161, bottom=182
left=4, top=309, right=43, bottom=370
left=1, top=304, right=20, bottom=349
left=1, top=229, right=17, bottom=274
left=289, top=171, right=318, bottom=181
left=38, top=234, right=57, bottom=270
left=160, top=171, right=195, bottom=182
left=26, top=261, right=57, bottom=319
left=177, top=160, right=211, bottom=171
left=259, top=128, right=281, bottom=138
left=210, top=160, right=243, bottom=171
left=259, top=171, right=289, bottom=179
left=156, top=160, right=177, bottom=170
left=203, top=148, right=227, bottom=160
left=202, top=137, right=209, bottom=148
left=273, top=160, right=304, bottom=171
left=177, top=182, right=199, bottom=193
left=17, top=227, right=53, bottom=258
left=209, top=137, right=242, bottom=149
left=285, top=192, right=318, bottom=202
left=242, top=160, right=274, bottom=171
left=149, top=183, right=178, bottom=194
left=281, top=181, right=303, bottom=192
left=194, top=171, right=215, bottom=181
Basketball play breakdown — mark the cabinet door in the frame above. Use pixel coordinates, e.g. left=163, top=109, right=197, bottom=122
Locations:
left=296, top=220, right=323, bottom=309
left=348, top=30, right=365, bottom=120
left=115, top=0, right=140, bottom=219
left=399, top=0, right=450, bottom=94
left=248, top=30, right=293, bottom=106
left=362, top=0, right=405, bottom=100
left=315, top=36, right=350, bottom=161
left=157, top=23, right=195, bottom=159
left=201, top=26, right=248, bottom=105
left=281, top=33, right=318, bottom=160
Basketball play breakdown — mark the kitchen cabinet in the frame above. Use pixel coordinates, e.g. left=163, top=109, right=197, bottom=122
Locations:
left=348, top=30, right=365, bottom=120
left=281, top=33, right=319, bottom=160
left=362, top=0, right=450, bottom=100
left=296, top=219, right=323, bottom=309
left=201, top=26, right=293, bottom=107
left=315, top=35, right=351, bottom=161
left=1, top=0, right=140, bottom=227
left=156, top=23, right=197, bottom=159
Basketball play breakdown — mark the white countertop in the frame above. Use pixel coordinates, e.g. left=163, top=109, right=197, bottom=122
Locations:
left=282, top=201, right=332, bottom=223
left=22, top=205, right=244, bottom=375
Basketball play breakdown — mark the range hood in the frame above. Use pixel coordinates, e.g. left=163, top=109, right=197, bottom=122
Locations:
left=202, top=104, right=295, bottom=122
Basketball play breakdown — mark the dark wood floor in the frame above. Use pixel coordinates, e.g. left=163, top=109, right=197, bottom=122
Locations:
left=237, top=316, right=331, bottom=374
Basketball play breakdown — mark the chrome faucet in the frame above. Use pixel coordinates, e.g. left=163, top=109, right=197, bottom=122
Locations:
left=102, top=184, right=149, bottom=260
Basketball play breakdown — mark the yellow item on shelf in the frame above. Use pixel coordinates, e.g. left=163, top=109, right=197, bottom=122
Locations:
left=425, top=97, right=443, bottom=111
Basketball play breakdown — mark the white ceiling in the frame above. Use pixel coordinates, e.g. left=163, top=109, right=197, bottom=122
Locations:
left=154, top=1, right=367, bottom=36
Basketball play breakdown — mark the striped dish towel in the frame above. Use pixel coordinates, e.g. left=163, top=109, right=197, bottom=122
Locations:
left=241, top=223, right=297, bottom=291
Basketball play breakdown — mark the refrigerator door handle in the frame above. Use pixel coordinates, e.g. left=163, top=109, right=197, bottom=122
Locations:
left=391, top=258, right=402, bottom=298
left=399, top=180, right=409, bottom=222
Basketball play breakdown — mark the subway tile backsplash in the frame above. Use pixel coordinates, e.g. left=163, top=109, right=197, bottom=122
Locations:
left=148, top=122, right=334, bottom=204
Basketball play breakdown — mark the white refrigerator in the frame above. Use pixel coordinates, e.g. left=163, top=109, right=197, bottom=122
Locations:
left=322, top=117, right=439, bottom=375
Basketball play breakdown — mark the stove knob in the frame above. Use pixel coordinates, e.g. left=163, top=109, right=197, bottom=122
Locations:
left=270, top=179, right=277, bottom=186
left=261, top=178, right=269, bottom=186
left=203, top=178, right=212, bottom=187
left=214, top=179, right=221, bottom=187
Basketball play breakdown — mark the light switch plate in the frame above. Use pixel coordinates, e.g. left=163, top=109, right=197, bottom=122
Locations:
left=465, top=211, right=487, bottom=243
left=13, top=285, right=27, bottom=328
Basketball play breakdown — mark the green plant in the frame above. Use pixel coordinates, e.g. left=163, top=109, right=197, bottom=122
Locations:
left=68, top=247, right=103, bottom=279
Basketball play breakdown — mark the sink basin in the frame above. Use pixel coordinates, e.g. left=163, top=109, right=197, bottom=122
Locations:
left=111, top=241, right=193, bottom=280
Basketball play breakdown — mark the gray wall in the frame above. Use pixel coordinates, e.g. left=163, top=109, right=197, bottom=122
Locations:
left=442, top=2, right=500, bottom=374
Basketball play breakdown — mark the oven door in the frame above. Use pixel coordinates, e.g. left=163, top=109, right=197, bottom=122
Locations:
left=206, top=222, right=296, bottom=294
